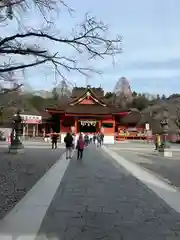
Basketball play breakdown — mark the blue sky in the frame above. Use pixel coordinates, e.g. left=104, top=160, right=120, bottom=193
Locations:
left=4, top=0, right=180, bottom=95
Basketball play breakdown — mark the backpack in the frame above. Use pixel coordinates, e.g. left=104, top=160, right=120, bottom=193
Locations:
left=64, top=134, right=73, bottom=147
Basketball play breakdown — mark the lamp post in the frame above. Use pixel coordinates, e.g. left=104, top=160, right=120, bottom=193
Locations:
left=0, top=105, right=4, bottom=125
left=9, top=109, right=24, bottom=153
left=159, top=108, right=171, bottom=156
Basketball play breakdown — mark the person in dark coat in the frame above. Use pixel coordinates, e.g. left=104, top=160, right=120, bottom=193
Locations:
left=97, top=133, right=101, bottom=147
left=84, top=134, right=89, bottom=146
left=51, top=132, right=59, bottom=149
left=100, top=133, right=104, bottom=145
left=93, top=133, right=96, bottom=144
left=64, top=132, right=73, bottom=159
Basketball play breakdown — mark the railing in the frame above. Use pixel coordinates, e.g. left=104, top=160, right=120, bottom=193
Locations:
left=115, top=134, right=180, bottom=142
left=115, top=135, right=148, bottom=141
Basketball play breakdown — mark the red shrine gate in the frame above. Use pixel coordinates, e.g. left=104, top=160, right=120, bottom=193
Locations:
left=45, top=86, right=129, bottom=144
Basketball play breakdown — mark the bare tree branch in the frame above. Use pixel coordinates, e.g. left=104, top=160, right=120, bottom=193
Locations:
left=0, top=16, right=121, bottom=71
left=0, top=59, right=49, bottom=72
left=0, top=0, right=73, bottom=21
left=175, top=107, right=180, bottom=132
left=0, top=83, right=22, bottom=95
left=0, top=0, right=24, bottom=9
left=0, top=0, right=122, bottom=95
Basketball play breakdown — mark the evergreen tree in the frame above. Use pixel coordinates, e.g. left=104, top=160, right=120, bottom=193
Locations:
left=161, top=94, right=166, bottom=100
left=52, top=88, right=59, bottom=101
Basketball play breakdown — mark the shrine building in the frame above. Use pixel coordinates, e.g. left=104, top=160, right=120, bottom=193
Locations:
left=45, top=85, right=129, bottom=144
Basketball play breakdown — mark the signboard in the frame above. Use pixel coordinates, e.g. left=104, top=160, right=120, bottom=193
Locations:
left=79, top=120, right=97, bottom=126
left=127, top=127, right=137, bottom=131
left=15, top=114, right=42, bottom=124
left=145, top=123, right=150, bottom=130
left=146, top=130, right=152, bottom=137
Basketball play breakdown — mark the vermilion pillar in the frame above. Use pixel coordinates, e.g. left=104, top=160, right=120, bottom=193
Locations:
left=99, top=120, right=102, bottom=132
left=60, top=119, right=63, bottom=133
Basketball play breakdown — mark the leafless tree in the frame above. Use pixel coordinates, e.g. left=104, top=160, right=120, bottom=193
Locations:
left=0, top=0, right=122, bottom=95
left=113, top=77, right=133, bottom=107
left=175, top=107, right=180, bottom=133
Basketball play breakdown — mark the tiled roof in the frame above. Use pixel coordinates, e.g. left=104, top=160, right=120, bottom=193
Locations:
left=120, top=111, right=141, bottom=124
left=45, top=97, right=71, bottom=111
left=66, top=104, right=116, bottom=115
left=70, top=87, right=107, bottom=106
left=21, top=110, right=41, bottom=116
left=71, top=87, right=104, bottom=98
left=41, top=111, right=51, bottom=119
left=45, top=86, right=128, bottom=115
left=46, top=102, right=128, bottom=115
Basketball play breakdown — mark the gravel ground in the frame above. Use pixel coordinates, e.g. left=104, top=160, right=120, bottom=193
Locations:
left=138, top=153, right=180, bottom=188
left=0, top=147, right=65, bottom=220
left=112, top=149, right=180, bottom=189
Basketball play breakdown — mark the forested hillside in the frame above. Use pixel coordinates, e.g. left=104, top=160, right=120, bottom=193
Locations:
left=0, top=78, right=180, bottom=135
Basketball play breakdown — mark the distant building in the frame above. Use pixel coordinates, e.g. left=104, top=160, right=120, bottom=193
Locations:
left=45, top=85, right=130, bottom=144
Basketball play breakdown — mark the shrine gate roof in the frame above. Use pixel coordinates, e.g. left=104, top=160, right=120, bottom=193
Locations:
left=71, top=86, right=104, bottom=98
left=45, top=86, right=129, bottom=115
left=69, top=86, right=107, bottom=107
left=66, top=104, right=118, bottom=115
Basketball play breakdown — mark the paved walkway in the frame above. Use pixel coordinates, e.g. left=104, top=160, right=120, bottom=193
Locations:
left=109, top=142, right=180, bottom=152
left=1, top=145, right=180, bottom=239
left=112, top=146, right=180, bottom=188
left=0, top=141, right=64, bottom=149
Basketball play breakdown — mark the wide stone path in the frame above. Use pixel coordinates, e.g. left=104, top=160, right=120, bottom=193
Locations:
left=112, top=147, right=180, bottom=188
left=36, top=146, right=180, bottom=240
left=0, top=141, right=65, bottom=149
left=109, top=142, right=180, bottom=152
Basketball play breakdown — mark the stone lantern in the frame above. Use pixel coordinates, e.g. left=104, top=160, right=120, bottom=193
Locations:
left=9, top=109, right=24, bottom=153
left=159, top=108, right=172, bottom=157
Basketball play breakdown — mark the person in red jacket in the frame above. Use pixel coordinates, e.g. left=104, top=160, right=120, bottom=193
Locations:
left=76, top=134, right=85, bottom=160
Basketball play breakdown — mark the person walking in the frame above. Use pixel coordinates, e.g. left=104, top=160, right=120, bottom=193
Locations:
left=64, top=132, right=73, bottom=159
left=93, top=133, right=96, bottom=144
left=100, top=133, right=104, bottom=145
left=76, top=134, right=85, bottom=160
left=97, top=133, right=101, bottom=147
left=51, top=131, right=58, bottom=149
left=74, top=133, right=79, bottom=148
left=154, top=134, right=161, bottom=150
left=89, top=133, right=93, bottom=144
left=84, top=134, right=89, bottom=146
left=72, top=133, right=76, bottom=149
